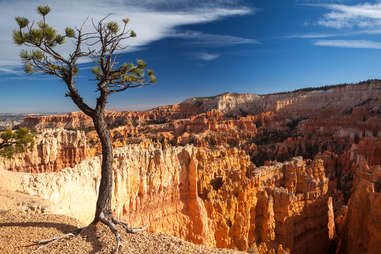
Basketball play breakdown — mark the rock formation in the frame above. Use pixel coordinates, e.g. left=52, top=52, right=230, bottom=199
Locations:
left=0, top=144, right=336, bottom=254
left=336, top=160, right=381, bottom=254
left=1, top=80, right=381, bottom=253
left=0, top=128, right=86, bottom=173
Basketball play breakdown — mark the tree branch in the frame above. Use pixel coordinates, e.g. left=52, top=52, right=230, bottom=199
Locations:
left=65, top=82, right=95, bottom=117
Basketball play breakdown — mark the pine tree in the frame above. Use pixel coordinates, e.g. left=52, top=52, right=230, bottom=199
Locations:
left=0, top=127, right=34, bottom=158
left=13, top=5, right=156, bottom=253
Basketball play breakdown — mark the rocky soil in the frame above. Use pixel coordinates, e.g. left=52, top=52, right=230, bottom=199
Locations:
left=0, top=210, right=245, bottom=254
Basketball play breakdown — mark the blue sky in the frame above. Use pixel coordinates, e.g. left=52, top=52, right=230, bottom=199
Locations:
left=1, top=0, right=381, bottom=113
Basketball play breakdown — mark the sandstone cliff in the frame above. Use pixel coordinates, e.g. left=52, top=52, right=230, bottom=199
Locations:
left=2, top=80, right=381, bottom=253
left=0, top=128, right=86, bottom=173
left=0, top=144, right=336, bottom=254
left=335, top=160, right=381, bottom=254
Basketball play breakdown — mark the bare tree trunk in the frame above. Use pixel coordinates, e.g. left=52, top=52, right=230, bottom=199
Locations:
left=92, top=112, right=114, bottom=222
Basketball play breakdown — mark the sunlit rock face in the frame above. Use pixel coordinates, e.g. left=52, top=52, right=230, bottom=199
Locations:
left=2, top=80, right=381, bottom=253
left=335, top=161, right=381, bottom=254
left=0, top=128, right=86, bottom=173
left=21, top=103, right=203, bottom=132
left=0, top=144, right=334, bottom=253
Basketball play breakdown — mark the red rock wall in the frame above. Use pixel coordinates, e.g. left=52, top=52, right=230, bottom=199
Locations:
left=103, top=148, right=335, bottom=253
left=0, top=128, right=86, bottom=173
left=338, top=162, right=381, bottom=254
left=4, top=81, right=381, bottom=253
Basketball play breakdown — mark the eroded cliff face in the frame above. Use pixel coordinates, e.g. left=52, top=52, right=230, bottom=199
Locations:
left=21, top=103, right=203, bottom=132
left=0, top=144, right=336, bottom=254
left=2, top=81, right=381, bottom=253
left=248, top=158, right=334, bottom=254
left=335, top=160, right=381, bottom=254
left=16, top=82, right=381, bottom=174
left=0, top=128, right=86, bottom=173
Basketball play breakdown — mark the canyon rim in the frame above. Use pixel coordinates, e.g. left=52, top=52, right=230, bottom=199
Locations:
left=1, top=80, right=380, bottom=253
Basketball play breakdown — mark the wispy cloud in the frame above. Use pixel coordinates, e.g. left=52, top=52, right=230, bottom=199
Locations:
left=0, top=67, right=21, bottom=74
left=171, top=30, right=259, bottom=47
left=195, top=52, right=221, bottom=61
left=314, top=39, right=381, bottom=49
left=284, top=33, right=340, bottom=39
left=288, top=3, right=381, bottom=49
left=0, top=0, right=254, bottom=70
left=314, top=3, right=381, bottom=29
left=0, top=74, right=56, bottom=82
left=285, top=28, right=381, bottom=39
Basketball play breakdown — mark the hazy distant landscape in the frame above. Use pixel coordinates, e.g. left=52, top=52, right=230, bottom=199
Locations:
left=0, top=113, right=26, bottom=130
left=0, top=113, right=65, bottom=130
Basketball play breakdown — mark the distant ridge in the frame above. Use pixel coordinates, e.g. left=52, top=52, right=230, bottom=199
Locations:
left=264, top=79, right=381, bottom=96
left=182, top=79, right=381, bottom=103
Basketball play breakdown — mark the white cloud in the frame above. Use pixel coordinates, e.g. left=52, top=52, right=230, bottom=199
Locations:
left=0, top=67, right=21, bottom=74
left=0, top=0, right=253, bottom=70
left=314, top=39, right=381, bottom=49
left=315, top=3, right=381, bottom=29
left=195, top=52, right=221, bottom=61
left=171, top=30, right=259, bottom=46
left=285, top=28, right=381, bottom=39
left=284, top=33, right=340, bottom=39
left=289, top=3, right=381, bottom=48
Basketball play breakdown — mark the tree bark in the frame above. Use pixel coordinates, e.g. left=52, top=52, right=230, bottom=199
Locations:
left=92, top=112, right=114, bottom=222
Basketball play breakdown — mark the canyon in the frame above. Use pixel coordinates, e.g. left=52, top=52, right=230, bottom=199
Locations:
left=0, top=80, right=380, bottom=253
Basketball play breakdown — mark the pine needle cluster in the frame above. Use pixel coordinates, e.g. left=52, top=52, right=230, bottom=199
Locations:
left=0, top=127, right=34, bottom=158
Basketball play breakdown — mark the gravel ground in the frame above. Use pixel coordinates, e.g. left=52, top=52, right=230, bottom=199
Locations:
left=0, top=211, right=246, bottom=254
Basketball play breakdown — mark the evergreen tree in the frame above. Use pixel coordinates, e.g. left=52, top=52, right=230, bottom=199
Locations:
left=0, top=127, right=34, bottom=158
left=13, top=5, right=156, bottom=253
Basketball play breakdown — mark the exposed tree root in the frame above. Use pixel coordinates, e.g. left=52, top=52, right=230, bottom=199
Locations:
left=112, top=217, right=146, bottom=234
left=30, top=226, right=88, bottom=254
left=30, top=213, right=147, bottom=254
left=99, top=213, right=122, bottom=253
